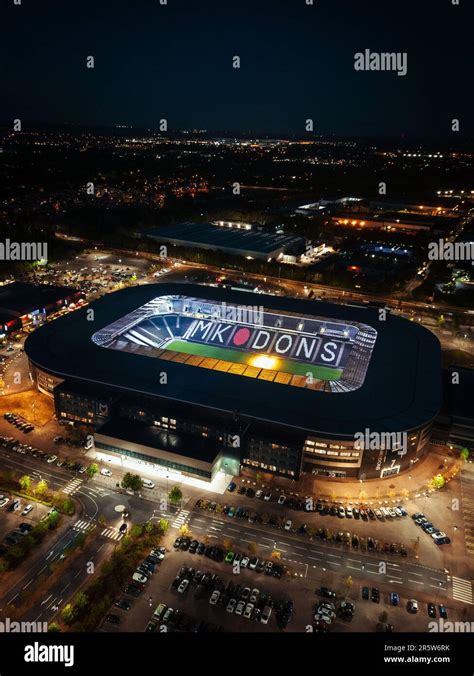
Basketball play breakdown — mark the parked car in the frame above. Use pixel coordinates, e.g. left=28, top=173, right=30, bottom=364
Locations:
left=100, top=468, right=113, bottom=477
left=21, top=504, right=33, bottom=516
left=390, top=592, right=400, bottom=606
left=132, top=572, right=148, bottom=584
left=177, top=579, right=190, bottom=594
left=209, top=590, right=221, bottom=605
left=407, top=599, right=419, bottom=614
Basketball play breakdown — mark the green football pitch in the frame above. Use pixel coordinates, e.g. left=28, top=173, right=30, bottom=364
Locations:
left=166, top=339, right=342, bottom=381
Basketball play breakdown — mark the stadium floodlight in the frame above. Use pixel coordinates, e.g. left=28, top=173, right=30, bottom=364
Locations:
left=250, top=354, right=279, bottom=370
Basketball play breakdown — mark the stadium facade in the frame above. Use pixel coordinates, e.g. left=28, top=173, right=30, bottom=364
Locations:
left=25, top=283, right=441, bottom=483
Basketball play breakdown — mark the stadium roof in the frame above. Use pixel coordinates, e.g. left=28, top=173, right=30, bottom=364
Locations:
left=146, top=222, right=304, bottom=258
left=25, top=283, right=442, bottom=437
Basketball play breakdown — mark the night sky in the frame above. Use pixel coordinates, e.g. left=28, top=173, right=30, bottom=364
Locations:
left=1, top=0, right=472, bottom=139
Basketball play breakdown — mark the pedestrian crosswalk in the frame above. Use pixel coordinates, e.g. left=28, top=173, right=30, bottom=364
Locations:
left=451, top=576, right=473, bottom=604
left=100, top=526, right=124, bottom=542
left=171, top=509, right=190, bottom=530
left=62, top=478, right=83, bottom=495
left=72, top=520, right=124, bottom=541
left=73, top=519, right=96, bottom=534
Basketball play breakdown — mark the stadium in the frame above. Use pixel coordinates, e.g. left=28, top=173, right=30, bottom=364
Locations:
left=25, top=283, right=442, bottom=484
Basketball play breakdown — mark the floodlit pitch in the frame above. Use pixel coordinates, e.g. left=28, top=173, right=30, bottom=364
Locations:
left=92, top=295, right=377, bottom=392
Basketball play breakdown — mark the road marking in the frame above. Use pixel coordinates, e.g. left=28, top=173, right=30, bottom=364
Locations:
left=408, top=579, right=424, bottom=585
left=451, top=576, right=473, bottom=604
left=22, top=579, right=33, bottom=590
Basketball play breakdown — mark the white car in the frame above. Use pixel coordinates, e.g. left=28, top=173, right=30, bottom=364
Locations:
left=100, top=468, right=112, bottom=477
left=235, top=600, right=245, bottom=616
left=21, top=504, right=33, bottom=516
left=314, top=612, right=332, bottom=624
left=240, top=556, right=250, bottom=568
left=264, top=492, right=272, bottom=501
left=132, top=572, right=148, bottom=584
left=345, top=507, right=353, bottom=518
left=260, top=606, right=272, bottom=625
left=209, top=590, right=221, bottom=605
left=0, top=497, right=9, bottom=508
left=47, top=455, right=58, bottom=464
left=243, top=603, right=254, bottom=619
left=250, top=588, right=260, bottom=603
left=142, top=479, right=155, bottom=489
left=177, top=579, right=189, bottom=594
left=255, top=490, right=263, bottom=499
left=284, top=520, right=292, bottom=531
left=277, top=495, right=286, bottom=505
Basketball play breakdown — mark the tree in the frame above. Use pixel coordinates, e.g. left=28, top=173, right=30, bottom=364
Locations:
left=144, top=521, right=154, bottom=533
left=74, top=592, right=88, bottom=609
left=61, top=604, right=76, bottom=624
left=19, top=474, right=32, bottom=492
left=248, top=542, right=258, bottom=555
left=179, top=524, right=190, bottom=537
left=121, top=473, right=143, bottom=492
left=48, top=622, right=61, bottom=633
left=271, top=550, right=281, bottom=560
left=87, top=463, right=99, bottom=479
left=168, top=485, right=183, bottom=505
left=345, top=575, right=353, bottom=588
left=429, top=474, right=445, bottom=490
left=460, top=448, right=469, bottom=462
left=158, top=518, right=170, bottom=534
left=130, top=524, right=143, bottom=538
left=223, top=537, right=233, bottom=551
left=358, top=490, right=368, bottom=501
left=35, top=479, right=48, bottom=496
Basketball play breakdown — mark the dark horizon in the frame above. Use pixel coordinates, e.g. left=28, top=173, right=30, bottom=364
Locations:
left=1, top=0, right=472, bottom=142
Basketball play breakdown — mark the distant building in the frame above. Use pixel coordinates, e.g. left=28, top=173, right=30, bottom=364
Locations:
left=0, top=282, right=83, bottom=338
left=146, top=222, right=305, bottom=260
